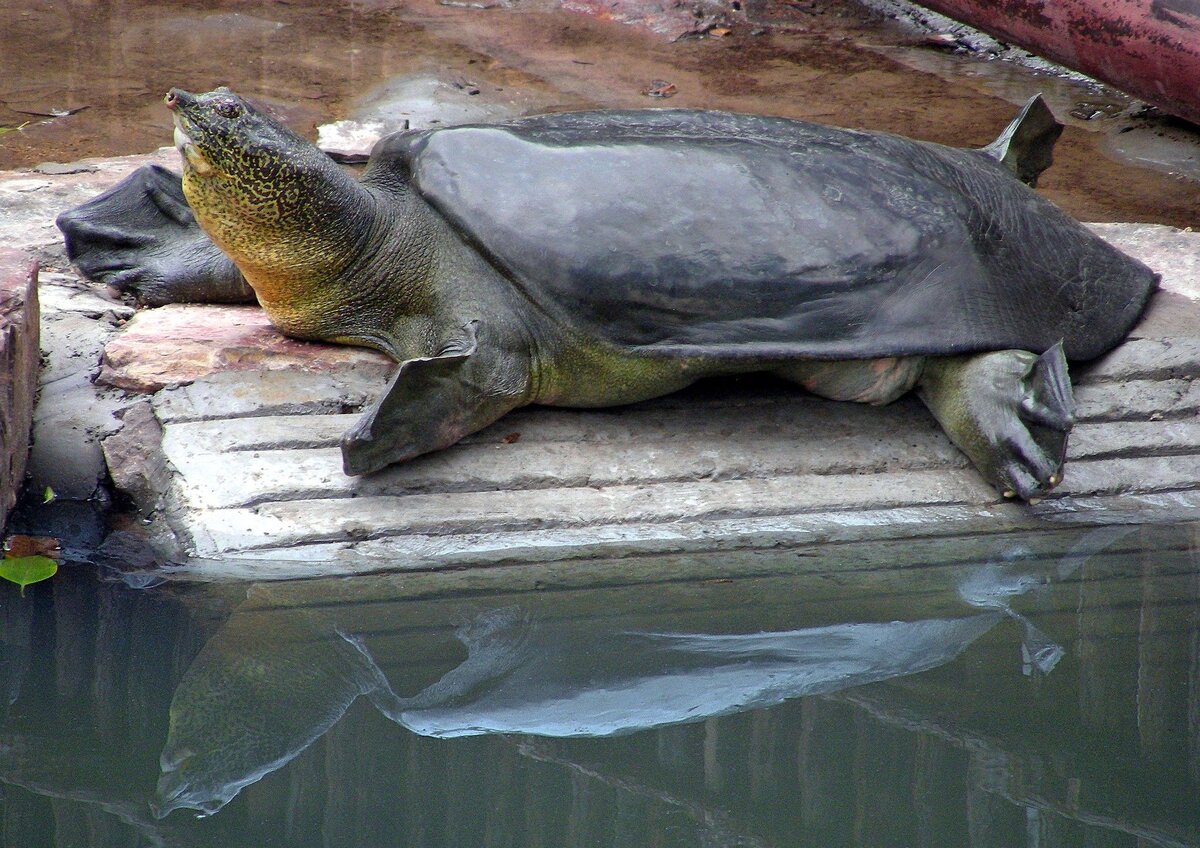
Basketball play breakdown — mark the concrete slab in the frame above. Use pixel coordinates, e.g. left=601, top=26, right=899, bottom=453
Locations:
left=77, top=223, right=1198, bottom=578
left=3, top=143, right=1198, bottom=580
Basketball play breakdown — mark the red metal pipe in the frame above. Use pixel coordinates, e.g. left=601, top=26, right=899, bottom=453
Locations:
left=914, top=0, right=1200, bottom=125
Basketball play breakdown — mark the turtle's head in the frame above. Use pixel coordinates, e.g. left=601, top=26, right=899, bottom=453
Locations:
left=166, top=87, right=323, bottom=213
left=165, top=87, right=373, bottom=329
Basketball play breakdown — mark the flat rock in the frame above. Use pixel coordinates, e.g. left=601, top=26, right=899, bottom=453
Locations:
left=98, top=304, right=393, bottom=392
left=0, top=250, right=39, bottom=532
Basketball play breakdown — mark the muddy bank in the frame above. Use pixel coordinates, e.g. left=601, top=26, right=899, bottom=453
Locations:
left=0, top=0, right=1196, bottom=228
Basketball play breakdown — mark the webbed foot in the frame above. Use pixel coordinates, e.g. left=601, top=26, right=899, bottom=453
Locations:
left=341, top=321, right=532, bottom=476
left=56, top=164, right=256, bottom=305
left=919, top=343, right=1075, bottom=501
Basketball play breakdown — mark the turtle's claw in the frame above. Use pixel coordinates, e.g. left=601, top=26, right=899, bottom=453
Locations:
left=919, top=344, right=1075, bottom=502
left=57, top=164, right=256, bottom=305
left=999, top=448, right=1059, bottom=500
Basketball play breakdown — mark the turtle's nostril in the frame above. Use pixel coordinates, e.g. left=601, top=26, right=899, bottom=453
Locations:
left=164, top=90, right=179, bottom=110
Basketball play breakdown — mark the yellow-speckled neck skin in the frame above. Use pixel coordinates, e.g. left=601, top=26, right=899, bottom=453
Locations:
left=183, top=162, right=356, bottom=325
left=184, top=164, right=437, bottom=354
left=171, top=88, right=438, bottom=357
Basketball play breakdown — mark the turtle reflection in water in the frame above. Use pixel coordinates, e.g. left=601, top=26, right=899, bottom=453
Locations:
left=57, top=88, right=1157, bottom=499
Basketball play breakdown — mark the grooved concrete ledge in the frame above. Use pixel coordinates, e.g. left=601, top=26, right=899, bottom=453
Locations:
left=3, top=150, right=1197, bottom=578
left=92, top=224, right=1200, bottom=579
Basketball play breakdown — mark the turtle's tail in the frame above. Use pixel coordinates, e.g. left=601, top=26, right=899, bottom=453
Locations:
left=981, top=94, right=1063, bottom=187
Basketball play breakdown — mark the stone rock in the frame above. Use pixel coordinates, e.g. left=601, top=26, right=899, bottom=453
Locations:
left=1086, top=224, right=1200, bottom=345
left=561, top=0, right=740, bottom=40
left=1088, top=223, right=1200, bottom=300
left=99, top=401, right=186, bottom=560
left=316, top=120, right=389, bottom=160
left=100, top=401, right=171, bottom=514
left=0, top=250, right=39, bottom=533
left=34, top=162, right=100, bottom=176
left=26, top=272, right=133, bottom=501
left=98, top=304, right=394, bottom=393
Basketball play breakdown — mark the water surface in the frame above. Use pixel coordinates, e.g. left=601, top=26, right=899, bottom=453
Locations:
left=3, top=522, right=1199, bottom=846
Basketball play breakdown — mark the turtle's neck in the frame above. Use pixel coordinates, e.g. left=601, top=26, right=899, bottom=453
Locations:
left=182, top=145, right=382, bottom=338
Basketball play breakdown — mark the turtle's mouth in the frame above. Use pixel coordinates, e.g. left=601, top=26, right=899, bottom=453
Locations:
left=171, top=114, right=214, bottom=176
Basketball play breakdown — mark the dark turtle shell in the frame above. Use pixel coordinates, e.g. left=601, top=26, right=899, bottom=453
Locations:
left=369, top=110, right=1156, bottom=362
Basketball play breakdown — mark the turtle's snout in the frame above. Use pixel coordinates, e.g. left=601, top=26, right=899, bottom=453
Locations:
left=164, top=88, right=195, bottom=112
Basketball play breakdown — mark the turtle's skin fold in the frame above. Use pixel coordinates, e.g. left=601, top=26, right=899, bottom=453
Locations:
left=57, top=88, right=1159, bottom=500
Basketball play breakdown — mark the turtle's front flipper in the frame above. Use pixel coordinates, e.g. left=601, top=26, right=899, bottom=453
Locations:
left=918, top=343, right=1075, bottom=500
left=341, top=321, right=532, bottom=476
left=56, top=164, right=256, bottom=305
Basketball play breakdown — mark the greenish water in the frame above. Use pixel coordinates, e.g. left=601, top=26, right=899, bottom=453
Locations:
left=3, top=522, right=1200, bottom=847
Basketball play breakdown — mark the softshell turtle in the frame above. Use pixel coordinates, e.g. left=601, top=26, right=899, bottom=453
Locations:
left=58, top=88, right=1158, bottom=500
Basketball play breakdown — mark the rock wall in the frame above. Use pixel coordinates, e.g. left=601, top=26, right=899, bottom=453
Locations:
left=0, top=250, right=38, bottom=533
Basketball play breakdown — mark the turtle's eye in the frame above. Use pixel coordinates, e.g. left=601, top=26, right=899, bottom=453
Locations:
left=214, top=100, right=242, bottom=119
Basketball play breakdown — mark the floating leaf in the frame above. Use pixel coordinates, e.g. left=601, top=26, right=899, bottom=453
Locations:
left=0, top=555, right=57, bottom=595
left=43, top=486, right=55, bottom=504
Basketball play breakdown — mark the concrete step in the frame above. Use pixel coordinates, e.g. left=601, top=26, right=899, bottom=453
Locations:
left=83, top=223, right=1200, bottom=578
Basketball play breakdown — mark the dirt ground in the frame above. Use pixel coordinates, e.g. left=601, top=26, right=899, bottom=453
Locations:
left=0, top=0, right=1196, bottom=226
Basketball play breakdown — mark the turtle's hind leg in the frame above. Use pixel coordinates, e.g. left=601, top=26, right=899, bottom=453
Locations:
left=56, top=165, right=255, bottom=305
left=918, top=343, right=1075, bottom=500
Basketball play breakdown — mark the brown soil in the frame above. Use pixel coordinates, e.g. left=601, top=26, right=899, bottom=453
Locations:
left=0, top=0, right=1195, bottom=226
